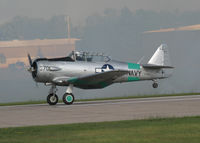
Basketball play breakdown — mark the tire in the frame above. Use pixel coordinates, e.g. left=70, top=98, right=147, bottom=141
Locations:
left=47, top=94, right=58, bottom=105
left=63, top=93, right=74, bottom=105
left=152, top=83, right=158, bottom=88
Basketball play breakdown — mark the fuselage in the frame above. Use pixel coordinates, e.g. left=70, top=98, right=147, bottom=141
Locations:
left=32, top=59, right=165, bottom=89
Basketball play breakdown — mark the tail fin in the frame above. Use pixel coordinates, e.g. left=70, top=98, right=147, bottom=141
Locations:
left=148, top=44, right=171, bottom=66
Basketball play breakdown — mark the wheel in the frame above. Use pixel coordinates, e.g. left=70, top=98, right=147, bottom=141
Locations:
left=63, top=93, right=74, bottom=105
left=47, top=94, right=58, bottom=105
left=152, top=83, right=158, bottom=88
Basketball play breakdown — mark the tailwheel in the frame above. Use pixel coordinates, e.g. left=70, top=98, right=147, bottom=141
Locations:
left=47, top=94, right=58, bottom=105
left=63, top=93, right=74, bottom=105
left=152, top=82, right=158, bottom=88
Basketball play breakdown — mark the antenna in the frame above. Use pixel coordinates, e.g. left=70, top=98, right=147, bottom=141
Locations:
left=65, top=16, right=71, bottom=39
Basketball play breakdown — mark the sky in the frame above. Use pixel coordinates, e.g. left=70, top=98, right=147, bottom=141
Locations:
left=0, top=0, right=200, bottom=25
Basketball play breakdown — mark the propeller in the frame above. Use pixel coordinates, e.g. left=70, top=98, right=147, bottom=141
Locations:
left=27, top=53, right=39, bottom=87
left=27, top=53, right=34, bottom=73
left=28, top=53, right=32, bottom=67
left=27, top=53, right=36, bottom=75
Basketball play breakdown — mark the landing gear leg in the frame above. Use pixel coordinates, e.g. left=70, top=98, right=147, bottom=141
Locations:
left=152, top=80, right=158, bottom=88
left=47, top=85, right=58, bottom=105
left=63, top=84, right=74, bottom=105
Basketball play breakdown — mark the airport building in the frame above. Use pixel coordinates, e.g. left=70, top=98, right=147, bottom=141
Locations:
left=0, top=38, right=79, bottom=68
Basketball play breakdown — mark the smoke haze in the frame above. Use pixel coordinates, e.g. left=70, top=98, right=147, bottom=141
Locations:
left=1, top=0, right=200, bottom=24
left=0, top=0, right=200, bottom=102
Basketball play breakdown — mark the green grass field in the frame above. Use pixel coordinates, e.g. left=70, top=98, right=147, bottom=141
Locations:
left=0, top=92, right=199, bottom=106
left=0, top=116, right=200, bottom=143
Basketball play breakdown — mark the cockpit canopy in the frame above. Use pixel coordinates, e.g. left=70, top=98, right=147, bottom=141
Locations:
left=68, top=51, right=111, bottom=62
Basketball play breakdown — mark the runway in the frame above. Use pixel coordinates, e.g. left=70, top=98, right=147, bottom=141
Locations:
left=0, top=95, right=200, bottom=128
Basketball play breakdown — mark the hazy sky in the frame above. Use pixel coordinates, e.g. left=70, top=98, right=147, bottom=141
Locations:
left=1, top=0, right=200, bottom=103
left=0, top=0, right=200, bottom=25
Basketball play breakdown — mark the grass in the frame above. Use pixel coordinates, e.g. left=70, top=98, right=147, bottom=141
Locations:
left=0, top=116, right=200, bottom=143
left=0, top=92, right=200, bottom=106
left=0, top=100, right=46, bottom=106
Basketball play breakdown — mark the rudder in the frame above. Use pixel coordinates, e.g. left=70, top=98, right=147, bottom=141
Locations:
left=148, top=44, right=171, bottom=66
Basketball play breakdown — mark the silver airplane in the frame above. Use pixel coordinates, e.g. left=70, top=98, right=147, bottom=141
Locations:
left=28, top=44, right=174, bottom=105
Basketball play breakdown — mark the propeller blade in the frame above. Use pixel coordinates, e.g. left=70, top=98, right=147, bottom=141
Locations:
left=27, top=53, right=32, bottom=66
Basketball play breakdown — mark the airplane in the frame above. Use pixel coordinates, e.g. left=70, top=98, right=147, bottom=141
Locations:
left=27, top=44, right=174, bottom=105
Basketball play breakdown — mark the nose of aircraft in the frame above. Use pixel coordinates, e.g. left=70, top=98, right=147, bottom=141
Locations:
left=27, top=54, right=38, bottom=79
left=31, top=61, right=38, bottom=79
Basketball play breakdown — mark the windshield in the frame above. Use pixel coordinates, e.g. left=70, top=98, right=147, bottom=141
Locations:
left=68, top=51, right=111, bottom=62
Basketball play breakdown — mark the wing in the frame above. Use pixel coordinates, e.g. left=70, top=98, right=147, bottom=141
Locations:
left=53, top=70, right=128, bottom=89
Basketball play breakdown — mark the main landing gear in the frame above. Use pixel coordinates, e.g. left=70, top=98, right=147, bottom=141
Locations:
left=47, top=85, right=58, bottom=105
left=47, top=84, right=75, bottom=105
left=63, top=84, right=74, bottom=105
left=152, top=80, right=158, bottom=88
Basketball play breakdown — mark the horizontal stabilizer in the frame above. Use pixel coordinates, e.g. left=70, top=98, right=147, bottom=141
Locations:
left=142, top=64, right=174, bottom=69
